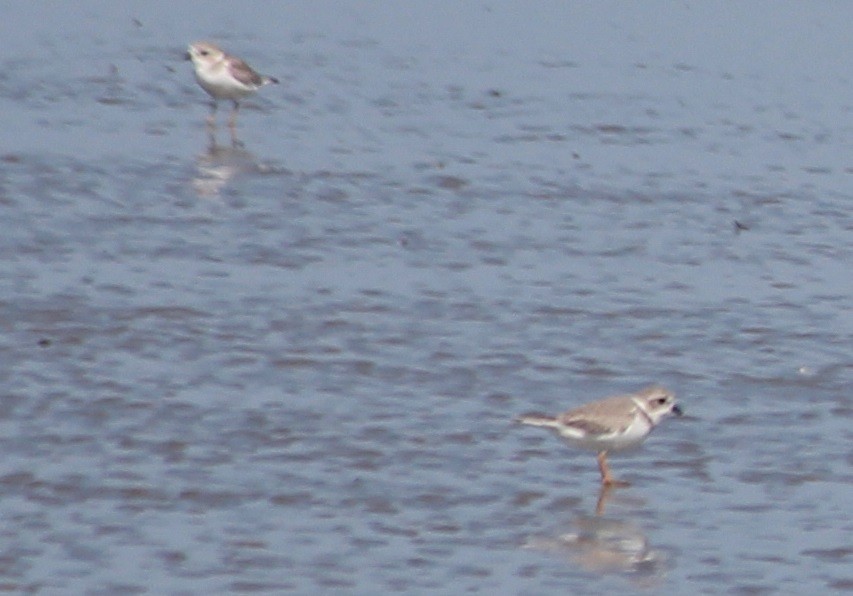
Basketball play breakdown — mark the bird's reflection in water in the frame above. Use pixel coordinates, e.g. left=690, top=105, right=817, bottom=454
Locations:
left=192, top=128, right=257, bottom=199
left=524, top=486, right=671, bottom=587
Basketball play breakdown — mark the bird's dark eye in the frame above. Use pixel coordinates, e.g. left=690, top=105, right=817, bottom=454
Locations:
left=200, top=50, right=209, bottom=56
left=655, top=397, right=668, bottom=406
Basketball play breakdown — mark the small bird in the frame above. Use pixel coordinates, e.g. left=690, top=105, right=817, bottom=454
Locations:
left=517, top=385, right=682, bottom=486
left=186, top=41, right=279, bottom=130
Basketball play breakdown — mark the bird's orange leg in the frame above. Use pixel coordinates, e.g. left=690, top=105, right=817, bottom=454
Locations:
left=597, top=451, right=630, bottom=487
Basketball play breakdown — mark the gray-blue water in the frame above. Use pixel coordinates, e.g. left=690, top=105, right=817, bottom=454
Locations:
left=1, top=2, right=851, bottom=593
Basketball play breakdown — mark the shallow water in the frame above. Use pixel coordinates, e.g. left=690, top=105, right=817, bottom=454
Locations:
left=0, top=2, right=851, bottom=594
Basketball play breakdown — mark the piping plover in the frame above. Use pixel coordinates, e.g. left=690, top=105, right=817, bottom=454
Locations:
left=186, top=41, right=279, bottom=129
left=517, top=385, right=682, bottom=486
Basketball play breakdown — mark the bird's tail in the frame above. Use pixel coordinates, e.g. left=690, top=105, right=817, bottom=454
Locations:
left=516, top=413, right=560, bottom=429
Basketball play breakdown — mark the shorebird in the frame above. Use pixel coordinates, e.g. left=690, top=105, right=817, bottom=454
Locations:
left=186, top=41, right=278, bottom=130
left=517, top=385, right=682, bottom=486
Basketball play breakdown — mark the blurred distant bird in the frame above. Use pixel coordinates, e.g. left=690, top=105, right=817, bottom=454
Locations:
left=186, top=41, right=278, bottom=130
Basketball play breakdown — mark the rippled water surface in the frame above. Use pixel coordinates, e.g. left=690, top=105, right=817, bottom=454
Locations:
left=1, top=2, right=851, bottom=594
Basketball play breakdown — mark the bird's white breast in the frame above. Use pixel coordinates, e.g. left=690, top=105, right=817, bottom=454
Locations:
left=558, top=412, right=653, bottom=452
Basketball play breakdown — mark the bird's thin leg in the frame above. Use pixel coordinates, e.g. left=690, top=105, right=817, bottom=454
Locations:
left=228, top=100, right=240, bottom=131
left=595, top=483, right=615, bottom=516
left=597, top=451, right=630, bottom=487
left=206, top=129, right=216, bottom=152
left=207, top=100, right=218, bottom=128
left=228, top=101, right=244, bottom=147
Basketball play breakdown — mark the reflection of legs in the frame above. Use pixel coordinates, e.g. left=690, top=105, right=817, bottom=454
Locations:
left=597, top=451, right=630, bottom=487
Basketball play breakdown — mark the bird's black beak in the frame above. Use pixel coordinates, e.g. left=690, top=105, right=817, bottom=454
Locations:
left=184, top=51, right=192, bottom=61
left=672, top=404, right=684, bottom=417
